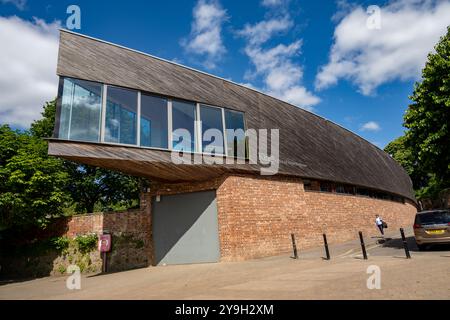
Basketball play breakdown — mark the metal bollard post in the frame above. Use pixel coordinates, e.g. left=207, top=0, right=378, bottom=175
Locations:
left=359, top=231, right=368, bottom=260
left=291, top=233, right=298, bottom=259
left=323, top=234, right=331, bottom=260
left=400, top=228, right=411, bottom=259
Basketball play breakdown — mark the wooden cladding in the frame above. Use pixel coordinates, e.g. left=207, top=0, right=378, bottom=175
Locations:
left=55, top=30, right=415, bottom=201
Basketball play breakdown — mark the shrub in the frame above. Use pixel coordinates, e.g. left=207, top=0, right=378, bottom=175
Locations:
left=74, top=234, right=98, bottom=254
left=50, top=236, right=70, bottom=254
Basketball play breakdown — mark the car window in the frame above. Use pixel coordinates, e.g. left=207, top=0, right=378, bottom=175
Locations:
left=417, top=211, right=450, bottom=225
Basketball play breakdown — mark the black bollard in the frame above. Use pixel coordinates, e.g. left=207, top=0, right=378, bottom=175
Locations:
left=400, top=228, right=411, bottom=259
left=359, top=231, right=368, bottom=260
left=291, top=233, right=298, bottom=259
left=323, top=234, right=331, bottom=260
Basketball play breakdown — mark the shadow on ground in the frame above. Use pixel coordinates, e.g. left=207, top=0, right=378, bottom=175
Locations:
left=381, top=236, right=450, bottom=252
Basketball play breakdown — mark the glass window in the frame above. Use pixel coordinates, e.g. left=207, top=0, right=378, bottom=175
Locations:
left=356, top=188, right=370, bottom=196
left=172, top=100, right=197, bottom=152
left=225, top=109, right=246, bottom=158
left=320, top=182, right=333, bottom=192
left=58, top=77, right=102, bottom=142
left=105, top=86, right=138, bottom=145
left=303, top=180, right=313, bottom=191
left=200, top=105, right=224, bottom=155
left=140, top=94, right=168, bottom=149
left=415, top=211, right=450, bottom=225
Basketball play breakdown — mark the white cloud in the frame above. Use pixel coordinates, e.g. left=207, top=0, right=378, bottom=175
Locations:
left=0, top=16, right=60, bottom=128
left=181, top=0, right=227, bottom=69
left=316, top=0, right=450, bottom=95
left=331, top=0, right=357, bottom=22
left=238, top=16, right=320, bottom=111
left=1, top=0, right=26, bottom=10
left=360, top=121, right=381, bottom=132
left=261, top=0, right=288, bottom=7
left=237, top=16, right=292, bottom=46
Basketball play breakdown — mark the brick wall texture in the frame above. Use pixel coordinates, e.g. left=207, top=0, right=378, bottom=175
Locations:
left=150, top=174, right=417, bottom=262
left=62, top=193, right=152, bottom=272
left=62, top=174, right=417, bottom=267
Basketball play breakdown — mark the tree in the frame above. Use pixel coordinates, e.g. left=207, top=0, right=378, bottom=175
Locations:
left=386, top=26, right=450, bottom=199
left=30, top=99, right=57, bottom=138
left=0, top=125, right=25, bottom=166
left=64, top=163, right=140, bottom=213
left=31, top=98, right=141, bottom=213
left=0, top=126, right=69, bottom=231
left=384, top=136, right=428, bottom=190
left=404, top=26, right=450, bottom=197
left=0, top=97, right=143, bottom=231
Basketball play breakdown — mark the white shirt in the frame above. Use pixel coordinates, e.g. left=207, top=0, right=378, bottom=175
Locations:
left=375, top=217, right=383, bottom=226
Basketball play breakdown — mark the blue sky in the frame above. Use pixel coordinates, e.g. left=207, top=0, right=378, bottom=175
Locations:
left=1, top=0, right=449, bottom=148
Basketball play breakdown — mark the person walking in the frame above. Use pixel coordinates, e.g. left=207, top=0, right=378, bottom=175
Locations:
left=375, top=214, right=384, bottom=236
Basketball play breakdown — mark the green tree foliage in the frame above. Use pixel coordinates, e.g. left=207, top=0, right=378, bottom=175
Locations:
left=31, top=98, right=141, bottom=214
left=65, top=163, right=140, bottom=213
left=0, top=98, right=142, bottom=231
left=385, top=26, right=450, bottom=199
left=384, top=136, right=428, bottom=190
left=0, top=125, right=69, bottom=231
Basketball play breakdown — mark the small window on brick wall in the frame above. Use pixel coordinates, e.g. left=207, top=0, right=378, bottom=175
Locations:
left=304, top=179, right=313, bottom=190
left=320, top=182, right=333, bottom=192
left=336, top=184, right=355, bottom=195
left=356, top=187, right=370, bottom=196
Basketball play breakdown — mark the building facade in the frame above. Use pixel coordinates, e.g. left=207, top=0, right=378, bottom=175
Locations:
left=48, top=30, right=417, bottom=265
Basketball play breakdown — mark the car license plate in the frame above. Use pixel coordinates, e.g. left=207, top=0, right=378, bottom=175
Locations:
left=425, top=229, right=445, bottom=235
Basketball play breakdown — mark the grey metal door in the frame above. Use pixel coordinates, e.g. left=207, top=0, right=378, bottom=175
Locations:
left=152, top=190, right=220, bottom=265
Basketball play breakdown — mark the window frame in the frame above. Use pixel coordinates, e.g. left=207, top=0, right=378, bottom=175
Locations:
left=170, top=98, right=198, bottom=153
left=224, top=108, right=247, bottom=160
left=55, top=77, right=104, bottom=142
left=103, top=84, right=139, bottom=146
left=139, top=91, right=169, bottom=149
left=55, top=76, right=248, bottom=157
left=198, top=103, right=227, bottom=156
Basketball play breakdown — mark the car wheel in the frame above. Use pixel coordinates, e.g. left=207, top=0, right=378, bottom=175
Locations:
left=417, top=243, right=428, bottom=251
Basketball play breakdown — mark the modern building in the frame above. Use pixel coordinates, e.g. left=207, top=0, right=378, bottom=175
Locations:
left=48, top=30, right=417, bottom=265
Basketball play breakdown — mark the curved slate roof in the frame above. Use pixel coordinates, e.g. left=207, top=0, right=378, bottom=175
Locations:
left=55, top=30, right=415, bottom=201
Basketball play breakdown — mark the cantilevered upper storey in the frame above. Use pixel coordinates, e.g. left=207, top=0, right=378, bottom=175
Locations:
left=48, top=30, right=415, bottom=201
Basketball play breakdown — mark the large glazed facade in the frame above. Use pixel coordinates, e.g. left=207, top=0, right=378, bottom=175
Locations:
left=48, top=30, right=417, bottom=265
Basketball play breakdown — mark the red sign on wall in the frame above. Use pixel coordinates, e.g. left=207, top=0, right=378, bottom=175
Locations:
left=98, top=234, right=111, bottom=253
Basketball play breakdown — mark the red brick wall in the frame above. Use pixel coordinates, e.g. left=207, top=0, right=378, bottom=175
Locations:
left=61, top=192, right=152, bottom=271
left=217, top=175, right=417, bottom=261
left=63, top=175, right=416, bottom=266
left=65, top=214, right=103, bottom=237
left=150, top=175, right=417, bottom=262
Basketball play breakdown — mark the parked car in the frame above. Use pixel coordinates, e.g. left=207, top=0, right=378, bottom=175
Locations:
left=413, top=210, right=450, bottom=250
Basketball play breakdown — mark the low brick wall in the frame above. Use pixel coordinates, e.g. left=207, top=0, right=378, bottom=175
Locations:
left=62, top=195, right=152, bottom=272
left=0, top=194, right=152, bottom=279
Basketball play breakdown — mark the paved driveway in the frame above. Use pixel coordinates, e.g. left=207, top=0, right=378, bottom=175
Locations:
left=1, top=228, right=449, bottom=300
